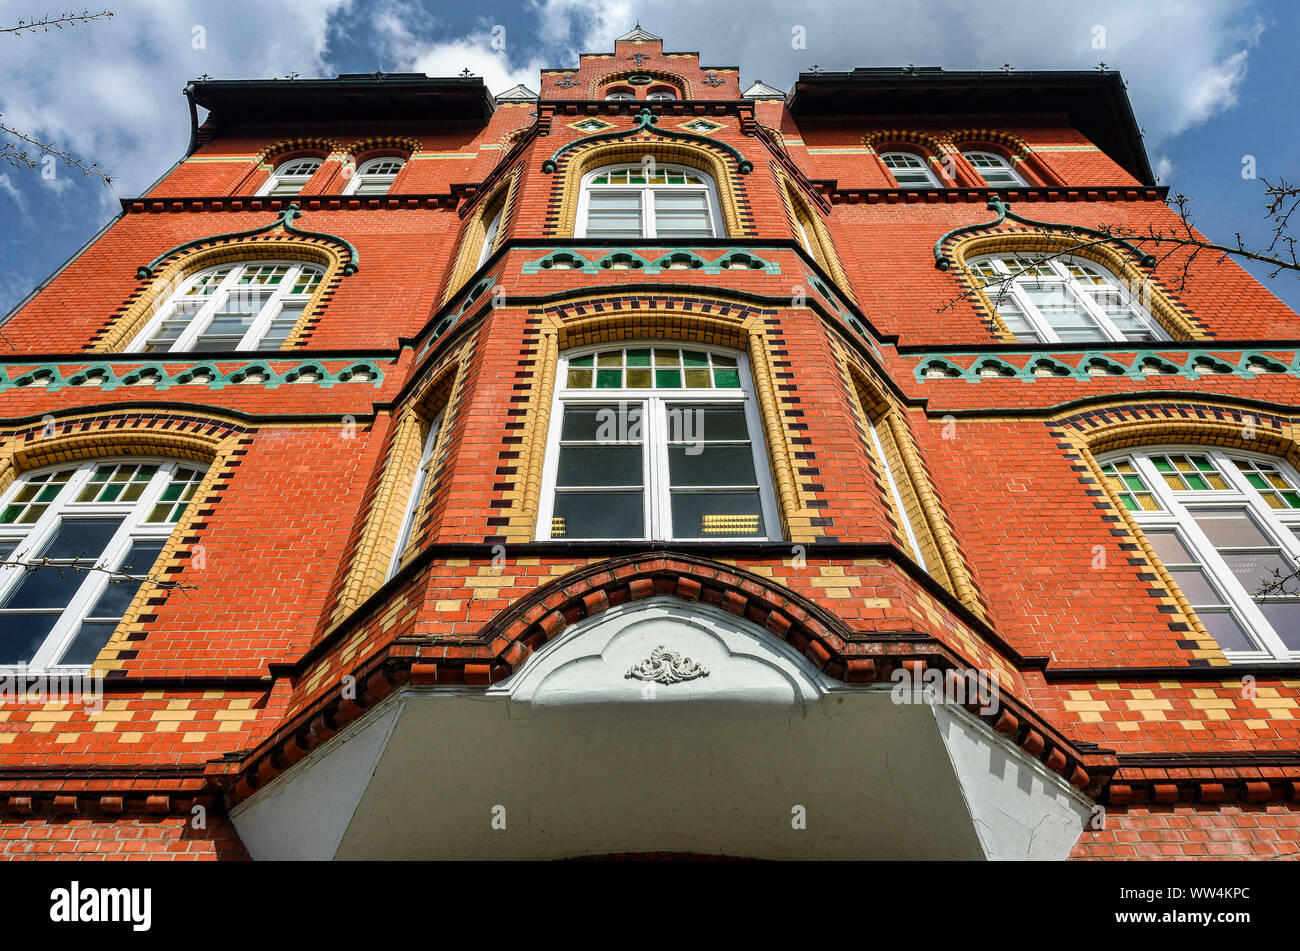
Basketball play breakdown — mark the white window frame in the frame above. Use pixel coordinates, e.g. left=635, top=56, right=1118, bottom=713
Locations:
left=970, top=253, right=1169, bottom=344
left=477, top=206, right=504, bottom=269
left=127, top=260, right=323, bottom=354
left=646, top=91, right=678, bottom=101
left=1098, top=445, right=1300, bottom=661
left=879, top=151, right=940, bottom=188
left=604, top=91, right=636, bottom=101
left=537, top=342, right=781, bottom=542
left=575, top=163, right=724, bottom=239
left=386, top=410, right=445, bottom=580
left=865, top=417, right=928, bottom=571
left=0, top=458, right=204, bottom=671
left=963, top=150, right=1027, bottom=187
left=257, top=157, right=322, bottom=197
left=343, top=156, right=406, bottom=196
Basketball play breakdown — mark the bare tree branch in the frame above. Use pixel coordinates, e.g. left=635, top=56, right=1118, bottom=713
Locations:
left=0, top=9, right=112, bottom=35
left=0, top=556, right=194, bottom=593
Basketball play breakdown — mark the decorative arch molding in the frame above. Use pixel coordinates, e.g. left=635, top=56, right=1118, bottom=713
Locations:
left=1049, top=398, right=1300, bottom=662
left=255, top=137, right=346, bottom=167
left=941, top=128, right=1061, bottom=186
left=92, top=220, right=351, bottom=353
left=0, top=408, right=253, bottom=672
left=863, top=129, right=946, bottom=155
left=542, top=111, right=754, bottom=237
left=344, top=135, right=422, bottom=158
left=497, top=299, right=819, bottom=544
left=441, top=162, right=523, bottom=303
left=773, top=166, right=856, bottom=303
left=589, top=67, right=694, bottom=99
left=938, top=202, right=1208, bottom=342
left=838, top=354, right=985, bottom=617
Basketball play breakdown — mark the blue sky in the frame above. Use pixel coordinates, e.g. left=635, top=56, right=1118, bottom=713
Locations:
left=1, top=0, right=1297, bottom=318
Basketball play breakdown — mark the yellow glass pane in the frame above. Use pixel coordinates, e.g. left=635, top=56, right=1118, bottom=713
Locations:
left=654, top=349, right=680, bottom=366
left=597, top=351, right=622, bottom=367
left=1162, top=475, right=1183, bottom=490
left=1138, top=495, right=1162, bottom=511
left=1206, top=475, right=1229, bottom=490
left=566, top=369, right=592, bottom=387
left=1263, top=493, right=1285, bottom=509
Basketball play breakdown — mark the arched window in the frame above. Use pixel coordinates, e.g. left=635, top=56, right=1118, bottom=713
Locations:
left=345, top=156, right=405, bottom=195
left=879, top=151, right=940, bottom=188
left=968, top=254, right=1167, bottom=343
left=477, top=204, right=504, bottom=269
left=259, top=157, right=322, bottom=197
left=0, top=458, right=205, bottom=668
left=646, top=90, right=678, bottom=101
left=604, top=89, right=636, bottom=101
left=577, top=163, right=722, bottom=238
left=963, top=150, right=1026, bottom=187
left=539, top=343, right=779, bottom=541
left=1099, top=447, right=1300, bottom=659
left=130, top=261, right=324, bottom=353
left=386, top=409, right=445, bottom=580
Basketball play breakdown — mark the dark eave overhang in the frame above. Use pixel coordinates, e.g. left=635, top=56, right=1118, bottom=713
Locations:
left=787, top=67, right=1155, bottom=186
left=184, top=73, right=494, bottom=149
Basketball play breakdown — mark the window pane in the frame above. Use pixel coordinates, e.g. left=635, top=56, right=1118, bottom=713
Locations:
left=1198, top=611, right=1256, bottom=651
left=1167, top=568, right=1222, bottom=606
left=671, top=405, right=750, bottom=441
left=552, top=491, right=643, bottom=538
left=555, top=446, right=643, bottom=487
left=56, top=621, right=117, bottom=666
left=1188, top=508, right=1273, bottom=548
left=1145, top=529, right=1194, bottom=566
left=670, top=490, right=764, bottom=537
left=0, top=612, right=61, bottom=665
left=39, top=518, right=123, bottom=562
left=668, top=445, right=757, bottom=486
left=82, top=540, right=165, bottom=620
left=559, top=404, right=640, bottom=442
left=0, top=565, right=84, bottom=611
left=1259, top=602, right=1300, bottom=649
left=1221, top=551, right=1292, bottom=594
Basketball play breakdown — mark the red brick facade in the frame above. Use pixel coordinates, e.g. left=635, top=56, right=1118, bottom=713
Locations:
left=2, top=29, right=1298, bottom=859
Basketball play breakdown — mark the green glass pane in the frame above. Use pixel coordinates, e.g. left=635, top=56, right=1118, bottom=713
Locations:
left=566, top=369, right=593, bottom=388
left=596, top=369, right=622, bottom=388
left=0, top=506, right=21, bottom=524
left=1247, top=474, right=1268, bottom=489
left=1285, top=492, right=1300, bottom=508
left=626, top=349, right=651, bottom=366
left=37, top=485, right=64, bottom=503
left=1122, top=476, right=1145, bottom=491
left=160, top=482, right=185, bottom=502
left=1193, top=456, right=1216, bottom=471
left=98, top=483, right=124, bottom=502
left=569, top=355, right=593, bottom=367
left=1185, top=475, right=1209, bottom=491
left=1120, top=496, right=1138, bottom=512
left=626, top=369, right=652, bottom=388
left=683, top=350, right=708, bottom=367
left=655, top=369, right=681, bottom=388
left=1153, top=458, right=1174, bottom=472
left=169, top=503, right=187, bottom=523
left=88, top=468, right=110, bottom=483
left=713, top=368, right=741, bottom=388
left=134, top=465, right=158, bottom=482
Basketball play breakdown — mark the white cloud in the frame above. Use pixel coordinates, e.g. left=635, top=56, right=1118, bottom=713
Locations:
left=0, top=172, right=29, bottom=221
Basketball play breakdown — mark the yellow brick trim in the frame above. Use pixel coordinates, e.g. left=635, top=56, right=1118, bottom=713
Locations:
left=93, top=239, right=344, bottom=354
left=1063, top=430, right=1223, bottom=659
left=551, top=141, right=748, bottom=238
left=0, top=415, right=248, bottom=671
left=863, top=130, right=945, bottom=156
left=442, top=163, right=522, bottom=304
left=255, top=137, right=345, bottom=166
left=588, top=68, right=694, bottom=99
left=774, top=169, right=857, bottom=306
left=344, top=136, right=423, bottom=157
left=949, top=232, right=1208, bottom=342
left=939, top=128, right=1032, bottom=160
left=505, top=307, right=814, bottom=541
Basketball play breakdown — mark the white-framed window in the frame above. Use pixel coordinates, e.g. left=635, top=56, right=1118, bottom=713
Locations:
left=963, top=150, right=1026, bottom=187
left=968, top=254, right=1168, bottom=343
left=0, top=459, right=205, bottom=669
left=538, top=343, right=780, bottom=541
left=1098, top=447, right=1300, bottom=660
left=386, top=409, right=446, bottom=580
left=258, top=157, right=322, bottom=197
left=477, top=205, right=504, bottom=269
left=129, top=261, right=324, bottom=353
left=646, top=91, right=678, bottom=101
left=576, top=163, right=723, bottom=238
left=604, top=91, right=636, bottom=101
left=344, top=156, right=405, bottom=195
left=880, top=151, right=940, bottom=188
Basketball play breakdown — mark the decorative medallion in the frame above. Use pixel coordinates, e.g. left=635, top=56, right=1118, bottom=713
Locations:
left=625, top=645, right=710, bottom=684
left=555, top=73, right=579, bottom=88
left=627, top=73, right=653, bottom=85
left=702, top=71, right=726, bottom=87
